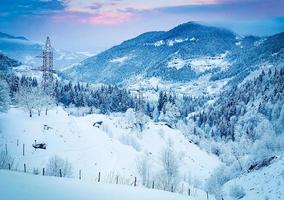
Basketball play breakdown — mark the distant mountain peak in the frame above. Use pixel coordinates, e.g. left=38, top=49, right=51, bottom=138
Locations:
left=166, top=21, right=236, bottom=38
left=0, top=32, right=87, bottom=68
left=0, top=32, right=27, bottom=40
left=174, top=21, right=201, bottom=28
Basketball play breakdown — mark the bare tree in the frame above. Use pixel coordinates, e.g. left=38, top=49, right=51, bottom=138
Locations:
left=136, top=154, right=151, bottom=187
left=126, top=109, right=149, bottom=132
left=0, top=150, right=14, bottom=169
left=159, top=141, right=180, bottom=192
left=33, top=86, right=55, bottom=116
left=46, top=155, right=73, bottom=178
left=15, top=85, right=36, bottom=117
left=15, top=85, right=55, bottom=117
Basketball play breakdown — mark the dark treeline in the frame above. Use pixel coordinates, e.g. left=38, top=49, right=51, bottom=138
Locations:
left=4, top=74, right=207, bottom=120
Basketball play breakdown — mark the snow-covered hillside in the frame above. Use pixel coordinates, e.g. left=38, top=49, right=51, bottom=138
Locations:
left=61, top=22, right=240, bottom=84
left=126, top=74, right=230, bottom=98
left=0, top=107, right=220, bottom=194
left=62, top=23, right=284, bottom=89
left=0, top=170, right=202, bottom=200
left=221, top=157, right=284, bottom=200
left=167, top=52, right=229, bottom=72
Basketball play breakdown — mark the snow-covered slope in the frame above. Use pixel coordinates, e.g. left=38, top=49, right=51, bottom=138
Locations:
left=0, top=53, right=20, bottom=72
left=61, top=23, right=284, bottom=98
left=0, top=170, right=200, bottom=200
left=221, top=157, right=284, bottom=200
left=0, top=107, right=220, bottom=191
left=62, top=22, right=238, bottom=85
left=126, top=74, right=230, bottom=98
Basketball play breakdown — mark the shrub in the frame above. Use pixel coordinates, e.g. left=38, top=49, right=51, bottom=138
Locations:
left=206, top=166, right=231, bottom=197
left=0, top=150, right=14, bottom=169
left=119, top=134, right=141, bottom=151
left=46, top=155, right=73, bottom=178
left=229, top=185, right=246, bottom=199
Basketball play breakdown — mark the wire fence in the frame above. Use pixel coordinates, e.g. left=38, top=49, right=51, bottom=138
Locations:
left=1, top=140, right=211, bottom=200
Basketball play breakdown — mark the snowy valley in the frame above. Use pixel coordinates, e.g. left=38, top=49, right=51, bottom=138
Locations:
left=0, top=21, right=284, bottom=200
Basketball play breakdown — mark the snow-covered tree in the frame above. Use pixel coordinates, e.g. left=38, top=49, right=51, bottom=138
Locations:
left=33, top=86, right=56, bottom=116
left=136, top=154, right=152, bottom=187
left=126, top=108, right=149, bottom=132
left=152, top=106, right=160, bottom=122
left=159, top=141, right=180, bottom=192
left=159, top=102, right=181, bottom=126
left=0, top=79, right=10, bottom=112
left=275, top=101, right=284, bottom=135
left=15, top=85, right=37, bottom=117
left=0, top=150, right=14, bottom=169
left=157, top=91, right=167, bottom=112
left=229, top=185, right=246, bottom=199
left=46, top=156, right=73, bottom=178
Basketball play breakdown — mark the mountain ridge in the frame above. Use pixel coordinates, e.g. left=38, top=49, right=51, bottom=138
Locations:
left=0, top=32, right=28, bottom=40
left=0, top=32, right=88, bottom=69
left=62, top=22, right=283, bottom=88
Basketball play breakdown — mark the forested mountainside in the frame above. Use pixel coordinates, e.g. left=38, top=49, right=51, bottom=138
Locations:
left=0, top=53, right=20, bottom=72
left=62, top=23, right=284, bottom=89
left=194, top=67, right=284, bottom=141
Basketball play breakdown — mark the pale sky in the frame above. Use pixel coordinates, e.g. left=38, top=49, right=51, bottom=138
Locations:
left=1, top=0, right=283, bottom=53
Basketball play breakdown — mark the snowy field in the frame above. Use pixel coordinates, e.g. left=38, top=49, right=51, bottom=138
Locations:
left=0, top=107, right=220, bottom=198
left=0, top=170, right=196, bottom=200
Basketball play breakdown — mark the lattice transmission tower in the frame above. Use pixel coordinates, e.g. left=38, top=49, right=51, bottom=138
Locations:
left=37, top=36, right=54, bottom=91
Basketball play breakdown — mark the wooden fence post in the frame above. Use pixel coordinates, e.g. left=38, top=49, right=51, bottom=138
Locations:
left=79, top=169, right=81, bottom=180
left=188, top=188, right=191, bottom=196
left=59, top=169, right=62, bottom=177
left=42, top=168, right=45, bottom=176
left=207, top=191, right=209, bottom=200
left=171, top=185, right=174, bottom=192
left=98, top=172, right=101, bottom=182
left=116, top=176, right=119, bottom=184
left=5, top=144, right=7, bottom=155
left=23, top=144, right=25, bottom=156
left=134, top=177, right=137, bottom=187
left=24, top=164, right=26, bottom=173
left=17, top=139, right=19, bottom=146
left=152, top=181, right=155, bottom=189
left=8, top=163, right=11, bottom=170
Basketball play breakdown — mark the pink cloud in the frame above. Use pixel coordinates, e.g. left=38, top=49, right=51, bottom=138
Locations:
left=88, top=11, right=133, bottom=25
left=52, top=11, right=82, bottom=21
left=52, top=10, right=133, bottom=25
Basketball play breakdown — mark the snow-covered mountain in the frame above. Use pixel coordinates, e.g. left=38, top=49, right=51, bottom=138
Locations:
left=0, top=32, right=88, bottom=69
left=62, top=22, right=284, bottom=90
left=0, top=53, right=21, bottom=72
